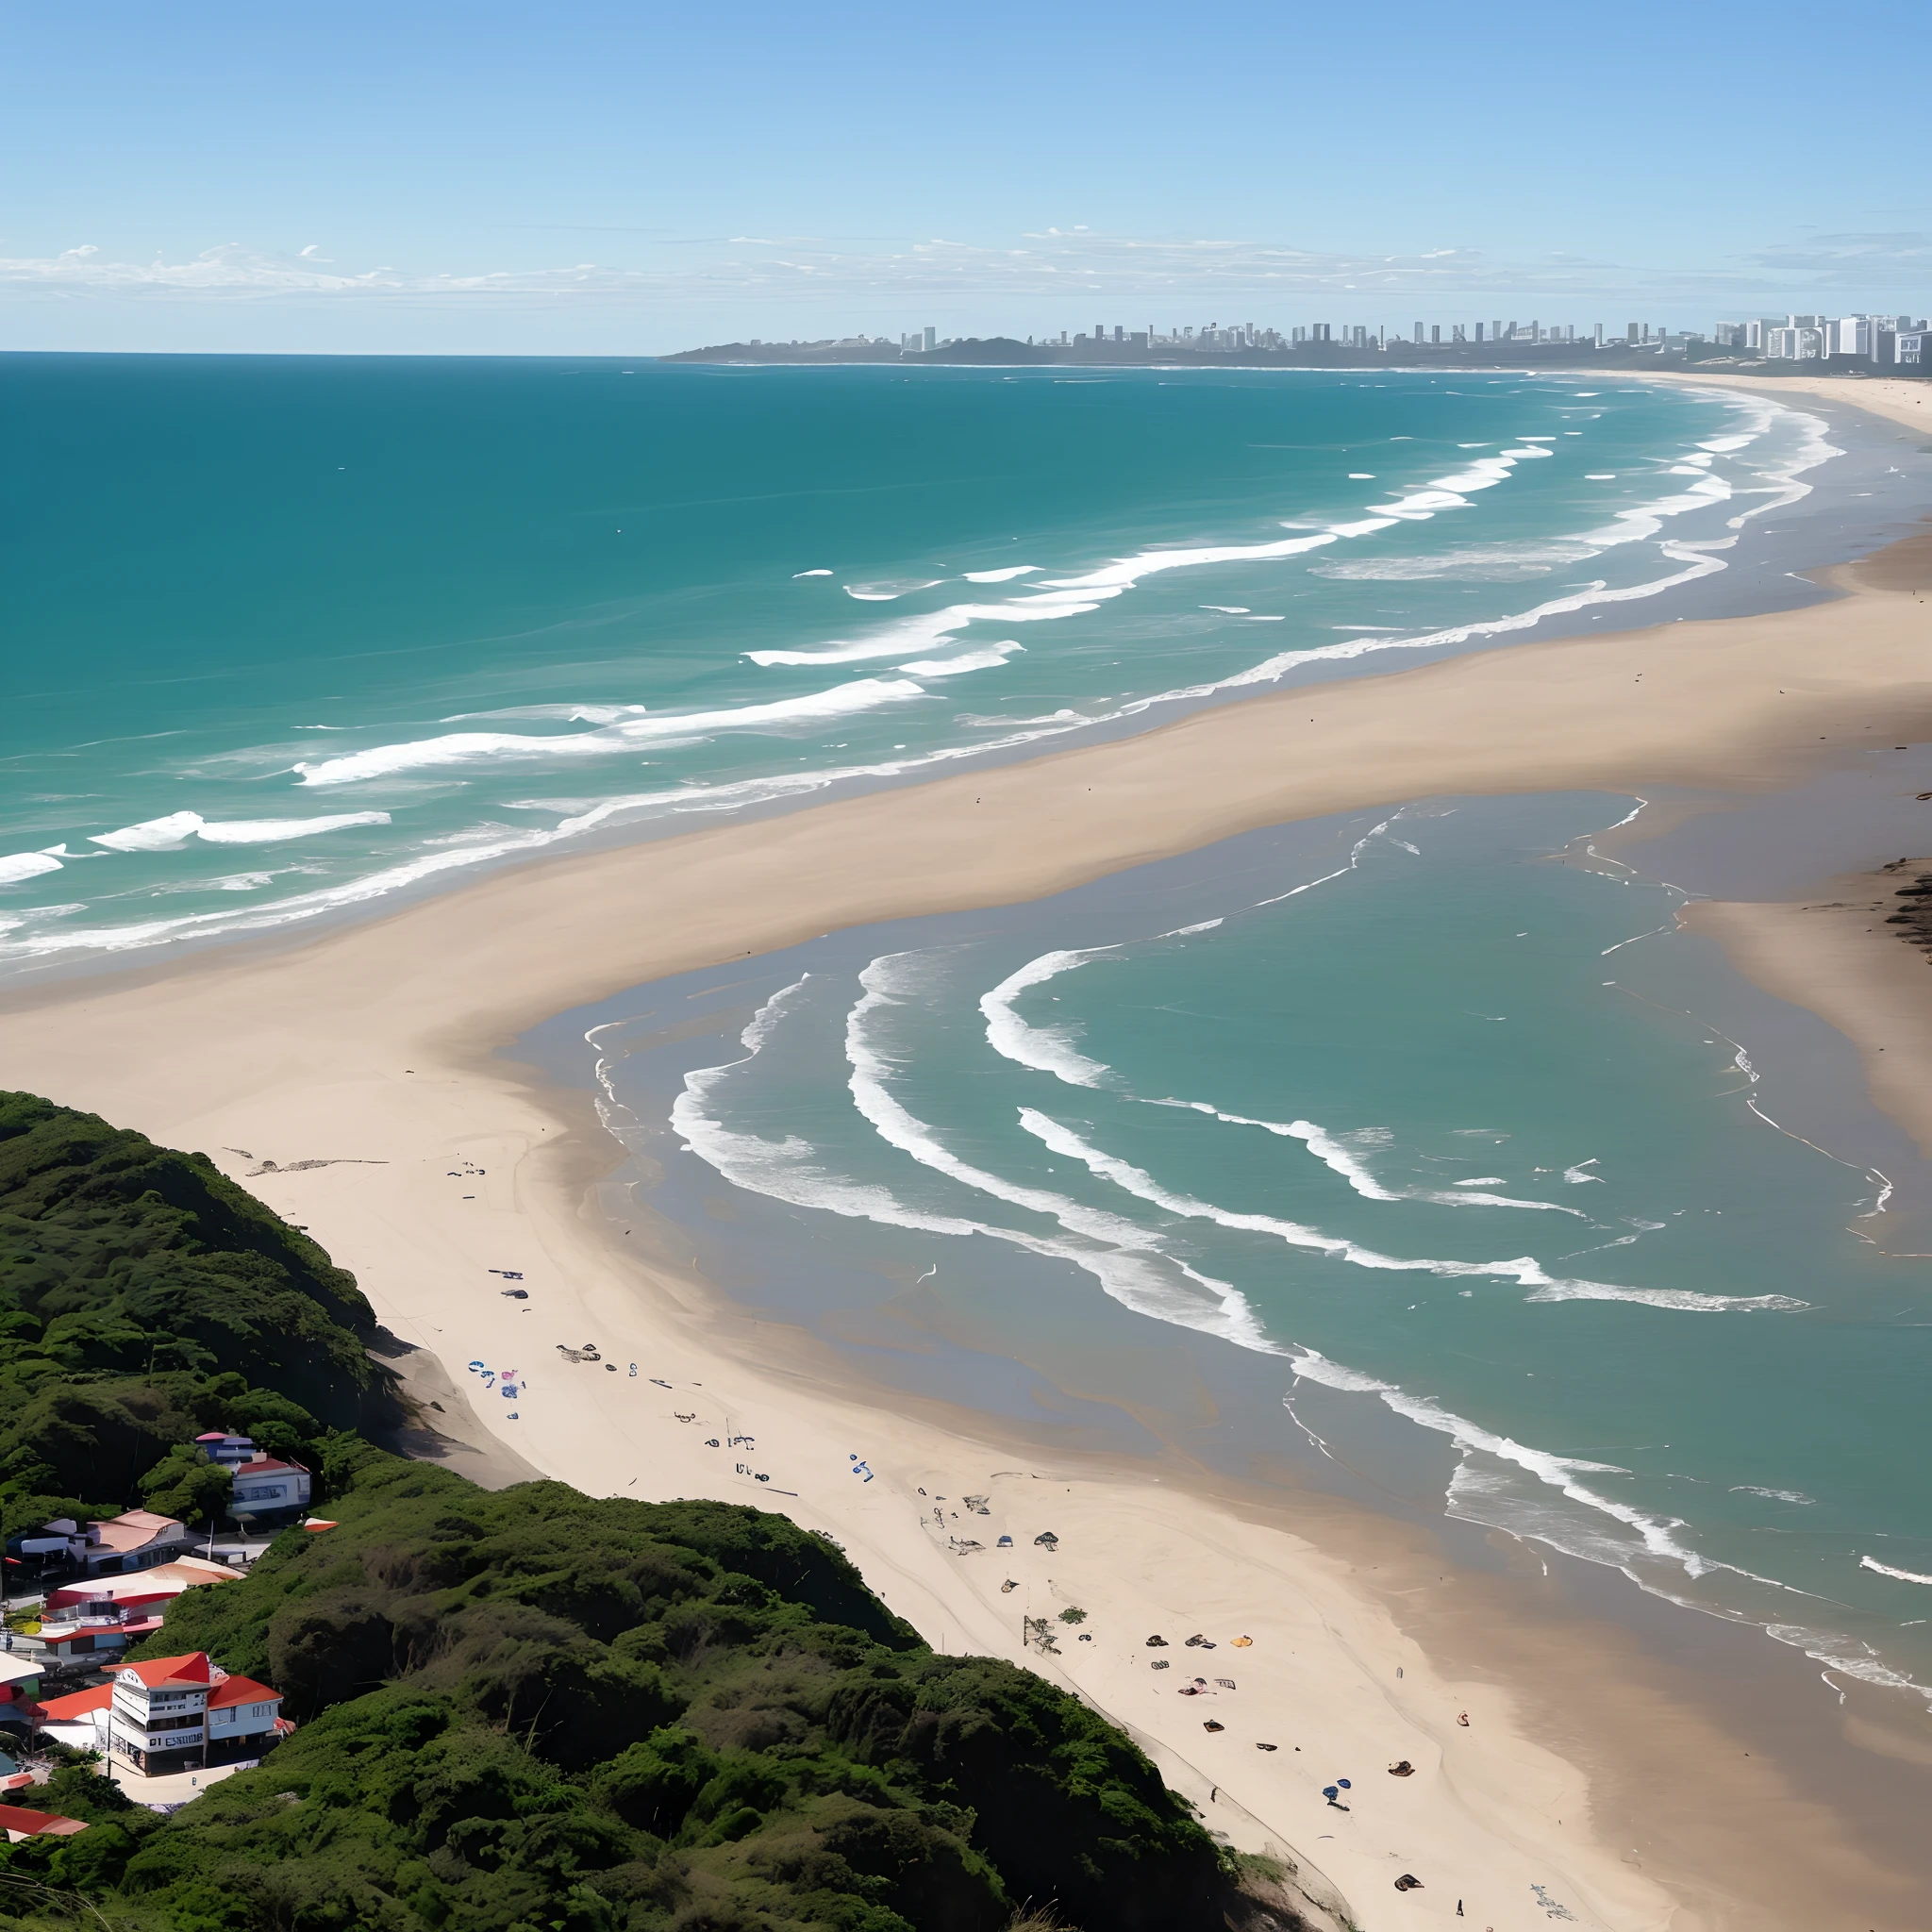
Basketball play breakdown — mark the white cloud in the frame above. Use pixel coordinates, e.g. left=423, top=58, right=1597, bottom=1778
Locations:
left=2, top=229, right=1924, bottom=308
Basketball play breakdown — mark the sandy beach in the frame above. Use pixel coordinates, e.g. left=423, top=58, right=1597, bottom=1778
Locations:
left=5, top=423, right=1932, bottom=1926
left=1653, top=369, right=1932, bottom=439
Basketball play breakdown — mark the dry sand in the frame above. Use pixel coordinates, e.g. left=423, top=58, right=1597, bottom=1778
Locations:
left=6, top=525, right=1932, bottom=1928
left=1651, top=369, right=1932, bottom=439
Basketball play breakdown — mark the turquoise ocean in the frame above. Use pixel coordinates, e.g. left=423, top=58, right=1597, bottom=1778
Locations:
left=10, top=354, right=1931, bottom=1699
left=5, top=357, right=1827, bottom=964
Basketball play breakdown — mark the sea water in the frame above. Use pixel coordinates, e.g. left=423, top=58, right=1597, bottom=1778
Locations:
left=11, top=355, right=1927, bottom=1697
left=3, top=356, right=1831, bottom=969
left=591, top=792, right=1932, bottom=1704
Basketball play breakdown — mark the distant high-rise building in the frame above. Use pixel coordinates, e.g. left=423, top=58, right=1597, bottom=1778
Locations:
left=922, top=326, right=937, bottom=352
left=1626, top=323, right=1640, bottom=343
left=1594, top=323, right=1605, bottom=346
left=1492, top=321, right=1504, bottom=342
left=1474, top=322, right=1484, bottom=343
left=1831, top=316, right=1873, bottom=358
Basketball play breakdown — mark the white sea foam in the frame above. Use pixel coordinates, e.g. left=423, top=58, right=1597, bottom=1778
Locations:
left=662, top=958, right=1270, bottom=1347
left=1860, top=1556, right=1932, bottom=1586
left=1158, top=1102, right=1591, bottom=1218
left=870, top=957, right=1274, bottom=1342
left=977, top=912, right=1230, bottom=1089
left=897, top=641, right=1024, bottom=677
left=17, top=384, right=1843, bottom=979
left=0, top=852, right=64, bottom=884
left=1288, top=1345, right=1713, bottom=1567
left=291, top=679, right=928, bottom=786
left=1734, top=1486, right=1813, bottom=1504
left=89, top=810, right=392, bottom=851
left=1017, top=1108, right=1800, bottom=1309
left=961, top=565, right=1040, bottom=582
left=1312, top=541, right=1589, bottom=583
left=746, top=587, right=1109, bottom=671
left=851, top=958, right=1153, bottom=1251
left=845, top=579, right=943, bottom=601
left=979, top=948, right=1115, bottom=1086
left=443, top=702, right=650, bottom=724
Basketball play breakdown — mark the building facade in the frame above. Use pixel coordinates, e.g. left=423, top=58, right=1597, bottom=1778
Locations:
left=108, top=1652, right=284, bottom=1777
left=192, top=1433, right=313, bottom=1520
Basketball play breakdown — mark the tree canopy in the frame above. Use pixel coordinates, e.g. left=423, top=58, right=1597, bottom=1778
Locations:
left=0, top=1091, right=391, bottom=1533
left=3, top=1440, right=1238, bottom=1930
left=0, top=1093, right=1285, bottom=1930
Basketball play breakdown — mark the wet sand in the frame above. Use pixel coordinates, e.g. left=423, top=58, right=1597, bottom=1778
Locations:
left=6, top=515, right=1932, bottom=1924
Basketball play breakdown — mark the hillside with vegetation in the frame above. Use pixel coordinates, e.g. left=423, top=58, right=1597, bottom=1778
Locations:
left=0, top=1093, right=1297, bottom=1931
left=0, top=1091, right=388, bottom=1535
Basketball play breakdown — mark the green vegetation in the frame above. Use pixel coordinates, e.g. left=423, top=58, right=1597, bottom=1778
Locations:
left=0, top=1094, right=1277, bottom=1929
left=2, top=1441, right=1232, bottom=1929
left=0, top=1091, right=391, bottom=1538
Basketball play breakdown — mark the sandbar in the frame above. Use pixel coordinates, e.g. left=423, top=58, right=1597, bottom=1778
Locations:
left=4, top=489, right=1932, bottom=1928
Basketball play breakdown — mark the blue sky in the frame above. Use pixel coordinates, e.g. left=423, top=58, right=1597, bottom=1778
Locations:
left=5, top=0, right=1928, bottom=353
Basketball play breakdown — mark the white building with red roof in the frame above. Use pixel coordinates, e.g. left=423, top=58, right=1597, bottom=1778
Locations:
left=107, top=1652, right=284, bottom=1777
left=193, top=1433, right=312, bottom=1521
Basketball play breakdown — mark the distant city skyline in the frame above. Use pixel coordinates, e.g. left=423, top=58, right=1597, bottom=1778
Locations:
left=791, top=312, right=1932, bottom=368
left=3, top=0, right=1927, bottom=354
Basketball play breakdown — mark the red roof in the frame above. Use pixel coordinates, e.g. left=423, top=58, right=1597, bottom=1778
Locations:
left=0, top=1804, right=88, bottom=1838
left=194, top=1432, right=229, bottom=1442
left=118, top=1651, right=211, bottom=1689
left=234, top=1457, right=307, bottom=1476
left=207, top=1674, right=280, bottom=1710
left=36, top=1684, right=111, bottom=1722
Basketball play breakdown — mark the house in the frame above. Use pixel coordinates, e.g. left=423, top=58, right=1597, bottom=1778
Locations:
left=35, top=1509, right=192, bottom=1577
left=107, top=1653, right=284, bottom=1777
left=227, top=1455, right=311, bottom=1520
left=0, top=1803, right=89, bottom=1844
left=193, top=1433, right=313, bottom=1521
left=32, top=1600, right=163, bottom=1663
left=35, top=1683, right=113, bottom=1757
left=13, top=1511, right=192, bottom=1575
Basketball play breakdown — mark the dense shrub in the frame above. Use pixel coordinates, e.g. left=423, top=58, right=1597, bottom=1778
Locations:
left=0, top=1091, right=391, bottom=1526
left=0, top=1096, right=1241, bottom=1929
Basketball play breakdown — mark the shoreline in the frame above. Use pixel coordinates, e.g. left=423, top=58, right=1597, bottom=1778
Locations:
left=6, top=506, right=1932, bottom=1920
left=6, top=365, right=1919, bottom=997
